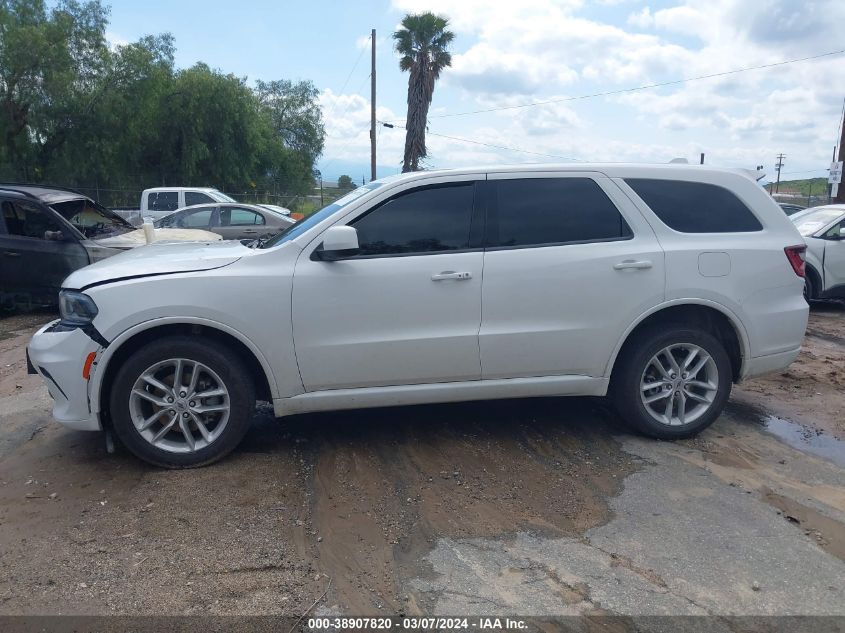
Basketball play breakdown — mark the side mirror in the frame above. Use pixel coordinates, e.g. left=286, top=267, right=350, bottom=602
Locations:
left=317, top=226, right=359, bottom=261
left=44, top=230, right=64, bottom=241
left=839, top=226, right=845, bottom=240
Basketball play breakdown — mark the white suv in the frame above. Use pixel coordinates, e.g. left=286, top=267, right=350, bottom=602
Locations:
left=28, top=164, right=809, bottom=467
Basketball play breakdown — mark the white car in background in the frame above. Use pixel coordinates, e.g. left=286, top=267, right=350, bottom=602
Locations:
left=114, top=187, right=238, bottom=225
left=28, top=164, right=808, bottom=468
left=792, top=205, right=845, bottom=301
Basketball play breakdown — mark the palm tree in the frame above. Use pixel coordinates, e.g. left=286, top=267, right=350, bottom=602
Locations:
left=393, top=13, right=454, bottom=172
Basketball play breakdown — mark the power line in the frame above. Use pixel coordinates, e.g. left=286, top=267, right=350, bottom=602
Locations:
left=385, top=48, right=845, bottom=122
left=319, top=124, right=373, bottom=173
left=323, top=34, right=370, bottom=122
left=337, top=40, right=368, bottom=96
left=381, top=122, right=582, bottom=162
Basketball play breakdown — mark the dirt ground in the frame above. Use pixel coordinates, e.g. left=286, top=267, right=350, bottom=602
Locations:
left=0, top=304, right=843, bottom=617
left=732, top=302, right=845, bottom=439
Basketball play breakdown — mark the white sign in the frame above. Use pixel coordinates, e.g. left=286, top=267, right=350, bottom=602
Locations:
left=829, top=161, right=843, bottom=184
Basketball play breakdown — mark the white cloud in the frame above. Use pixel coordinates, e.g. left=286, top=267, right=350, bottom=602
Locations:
left=318, top=0, right=845, bottom=178
left=627, top=7, right=653, bottom=29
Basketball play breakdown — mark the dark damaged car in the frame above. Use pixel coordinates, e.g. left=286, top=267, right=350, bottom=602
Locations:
left=0, top=185, right=220, bottom=309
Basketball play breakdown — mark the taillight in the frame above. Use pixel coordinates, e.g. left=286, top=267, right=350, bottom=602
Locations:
left=784, top=245, right=806, bottom=278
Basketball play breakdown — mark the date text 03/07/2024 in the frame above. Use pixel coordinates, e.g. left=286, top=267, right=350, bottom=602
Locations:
left=307, top=617, right=528, bottom=630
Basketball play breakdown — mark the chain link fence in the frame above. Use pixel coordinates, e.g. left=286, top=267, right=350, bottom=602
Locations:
left=67, top=186, right=324, bottom=211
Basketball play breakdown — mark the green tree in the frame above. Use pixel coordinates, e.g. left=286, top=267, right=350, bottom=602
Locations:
left=159, top=63, right=265, bottom=190
left=337, top=174, right=354, bottom=189
left=47, top=34, right=176, bottom=199
left=255, top=79, right=325, bottom=197
left=0, top=0, right=109, bottom=180
left=256, top=79, right=324, bottom=164
left=0, top=1, right=324, bottom=202
left=393, top=12, right=454, bottom=172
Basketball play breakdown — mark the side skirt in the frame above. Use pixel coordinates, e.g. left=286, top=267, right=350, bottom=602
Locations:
left=272, top=375, right=608, bottom=417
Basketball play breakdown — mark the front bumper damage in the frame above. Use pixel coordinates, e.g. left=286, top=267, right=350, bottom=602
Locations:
left=27, top=320, right=105, bottom=431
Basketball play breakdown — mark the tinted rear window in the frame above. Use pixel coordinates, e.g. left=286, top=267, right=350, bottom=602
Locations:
left=626, top=179, right=762, bottom=233
left=148, top=191, right=179, bottom=212
left=492, top=178, right=632, bottom=248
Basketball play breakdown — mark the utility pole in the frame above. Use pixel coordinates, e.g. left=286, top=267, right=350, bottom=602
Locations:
left=834, top=107, right=845, bottom=204
left=774, top=153, right=785, bottom=193
left=699, top=153, right=704, bottom=165
left=370, top=28, right=377, bottom=182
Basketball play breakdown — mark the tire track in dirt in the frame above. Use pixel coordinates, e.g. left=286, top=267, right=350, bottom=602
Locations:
left=294, top=398, right=638, bottom=614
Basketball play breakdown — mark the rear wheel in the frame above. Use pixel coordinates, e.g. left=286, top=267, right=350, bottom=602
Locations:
left=611, top=326, right=732, bottom=439
left=109, top=336, right=255, bottom=468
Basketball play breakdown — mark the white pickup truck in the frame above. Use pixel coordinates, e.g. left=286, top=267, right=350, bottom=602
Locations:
left=114, top=187, right=237, bottom=225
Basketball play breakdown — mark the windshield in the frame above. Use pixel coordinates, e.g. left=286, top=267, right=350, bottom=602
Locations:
left=209, top=191, right=236, bottom=203
left=260, top=183, right=383, bottom=249
left=793, top=208, right=844, bottom=236
left=51, top=198, right=134, bottom=239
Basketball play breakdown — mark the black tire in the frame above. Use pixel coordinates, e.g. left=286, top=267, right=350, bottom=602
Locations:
left=803, top=273, right=815, bottom=304
left=610, top=325, right=732, bottom=440
left=109, top=336, right=255, bottom=468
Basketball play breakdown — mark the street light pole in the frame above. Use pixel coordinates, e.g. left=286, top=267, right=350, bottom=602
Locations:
left=370, top=28, right=377, bottom=182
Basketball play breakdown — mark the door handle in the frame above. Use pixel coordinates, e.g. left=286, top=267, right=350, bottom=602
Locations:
left=613, top=260, right=652, bottom=270
left=3, top=251, right=20, bottom=257
left=431, top=271, right=472, bottom=281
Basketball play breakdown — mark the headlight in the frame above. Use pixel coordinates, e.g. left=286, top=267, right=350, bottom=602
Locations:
left=58, top=290, right=99, bottom=326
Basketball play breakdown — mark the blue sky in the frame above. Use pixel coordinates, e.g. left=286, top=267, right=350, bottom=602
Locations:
left=105, top=0, right=845, bottom=187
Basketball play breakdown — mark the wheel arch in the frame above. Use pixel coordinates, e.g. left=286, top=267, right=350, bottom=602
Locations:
left=805, top=263, right=822, bottom=299
left=91, top=317, right=278, bottom=420
left=605, top=300, right=751, bottom=384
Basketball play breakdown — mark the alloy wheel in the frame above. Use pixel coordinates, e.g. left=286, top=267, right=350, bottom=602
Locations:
left=128, top=358, right=230, bottom=453
left=639, top=344, right=719, bottom=426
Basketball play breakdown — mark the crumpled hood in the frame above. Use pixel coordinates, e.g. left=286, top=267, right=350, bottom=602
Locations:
left=64, top=239, right=248, bottom=290
left=93, top=228, right=221, bottom=249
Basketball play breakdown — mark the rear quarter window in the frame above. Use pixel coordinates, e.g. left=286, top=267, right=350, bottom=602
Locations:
left=626, top=179, right=763, bottom=233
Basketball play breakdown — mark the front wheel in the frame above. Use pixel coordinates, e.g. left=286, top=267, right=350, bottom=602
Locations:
left=611, top=326, right=732, bottom=439
left=803, top=274, right=815, bottom=303
left=109, top=336, right=255, bottom=468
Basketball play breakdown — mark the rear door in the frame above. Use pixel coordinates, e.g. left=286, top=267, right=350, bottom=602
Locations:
left=0, top=197, right=89, bottom=305
left=480, top=172, right=665, bottom=379
left=160, top=206, right=218, bottom=231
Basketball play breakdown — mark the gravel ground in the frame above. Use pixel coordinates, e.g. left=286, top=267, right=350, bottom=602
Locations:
left=0, top=304, right=843, bottom=616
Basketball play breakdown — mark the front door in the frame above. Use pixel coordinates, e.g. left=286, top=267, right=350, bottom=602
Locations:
left=292, top=178, right=484, bottom=391
left=822, top=220, right=845, bottom=292
left=0, top=198, right=89, bottom=306
left=479, top=172, right=665, bottom=379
